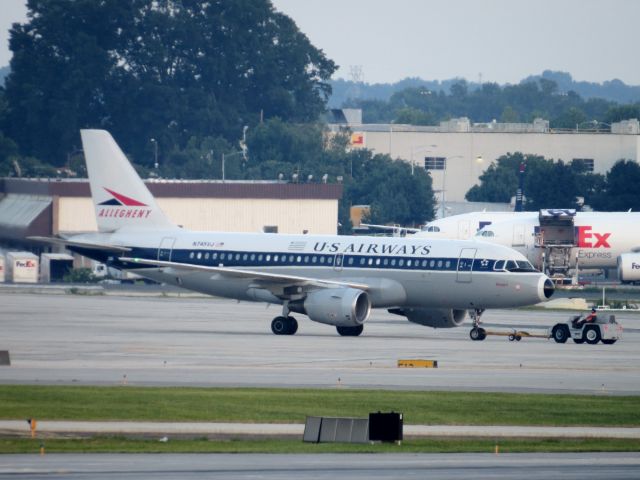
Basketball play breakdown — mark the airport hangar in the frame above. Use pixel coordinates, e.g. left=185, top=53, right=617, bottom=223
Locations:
left=331, top=112, right=640, bottom=210
left=0, top=177, right=342, bottom=259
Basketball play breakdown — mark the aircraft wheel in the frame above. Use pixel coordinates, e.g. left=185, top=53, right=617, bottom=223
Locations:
left=286, top=316, right=298, bottom=335
left=551, top=324, right=569, bottom=344
left=470, top=327, right=486, bottom=341
left=336, top=325, right=364, bottom=337
left=271, top=316, right=289, bottom=335
left=584, top=326, right=601, bottom=345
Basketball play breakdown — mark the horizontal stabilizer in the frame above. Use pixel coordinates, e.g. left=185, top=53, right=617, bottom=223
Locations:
left=28, top=236, right=131, bottom=253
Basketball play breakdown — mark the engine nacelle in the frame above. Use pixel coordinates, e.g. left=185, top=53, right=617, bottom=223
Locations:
left=292, top=288, right=371, bottom=327
left=389, top=307, right=467, bottom=328
left=617, top=253, right=640, bottom=283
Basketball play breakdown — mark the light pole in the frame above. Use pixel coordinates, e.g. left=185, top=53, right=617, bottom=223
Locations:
left=222, top=150, right=246, bottom=182
left=150, top=138, right=158, bottom=169
left=410, top=144, right=437, bottom=175
left=441, top=155, right=463, bottom=218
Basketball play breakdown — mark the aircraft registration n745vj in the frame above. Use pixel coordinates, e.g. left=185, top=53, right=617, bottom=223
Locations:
left=32, top=130, right=554, bottom=336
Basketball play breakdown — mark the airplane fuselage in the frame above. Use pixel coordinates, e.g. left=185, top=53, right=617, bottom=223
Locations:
left=71, top=229, right=551, bottom=311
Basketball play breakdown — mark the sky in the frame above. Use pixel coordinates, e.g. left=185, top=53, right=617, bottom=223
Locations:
left=2, top=0, right=640, bottom=86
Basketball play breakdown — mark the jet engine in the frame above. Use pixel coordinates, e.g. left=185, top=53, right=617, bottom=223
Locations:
left=617, top=253, right=640, bottom=284
left=389, top=307, right=467, bottom=328
left=291, top=288, right=371, bottom=327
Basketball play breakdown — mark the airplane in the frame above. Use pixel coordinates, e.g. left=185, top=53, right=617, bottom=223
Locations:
left=415, top=210, right=640, bottom=281
left=30, top=130, right=554, bottom=336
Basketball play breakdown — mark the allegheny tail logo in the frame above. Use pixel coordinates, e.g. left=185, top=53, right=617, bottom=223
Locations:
left=97, top=187, right=152, bottom=218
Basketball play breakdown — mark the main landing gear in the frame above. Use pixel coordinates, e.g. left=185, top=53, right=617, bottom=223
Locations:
left=271, top=316, right=298, bottom=335
left=271, top=301, right=298, bottom=335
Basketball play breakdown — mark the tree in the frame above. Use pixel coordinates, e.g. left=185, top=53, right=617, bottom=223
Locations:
left=241, top=119, right=436, bottom=229
left=3, top=0, right=336, bottom=166
left=466, top=152, right=602, bottom=210
left=590, top=160, right=640, bottom=211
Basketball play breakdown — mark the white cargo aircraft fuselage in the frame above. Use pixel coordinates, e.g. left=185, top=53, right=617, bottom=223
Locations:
left=32, top=130, right=554, bottom=336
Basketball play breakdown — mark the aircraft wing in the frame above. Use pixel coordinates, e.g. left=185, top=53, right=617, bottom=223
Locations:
left=118, top=256, right=370, bottom=291
left=360, top=223, right=421, bottom=234
left=27, top=236, right=132, bottom=253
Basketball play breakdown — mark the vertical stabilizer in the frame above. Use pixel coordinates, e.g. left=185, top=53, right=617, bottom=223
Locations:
left=80, top=129, right=177, bottom=232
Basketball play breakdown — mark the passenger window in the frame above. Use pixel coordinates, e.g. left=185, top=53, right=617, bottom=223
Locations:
left=399, top=259, right=404, bottom=267
left=213, top=253, right=218, bottom=260
left=360, top=257, right=365, bottom=265
left=312, top=256, right=317, bottom=263
left=327, top=257, right=333, bottom=265
left=296, top=256, right=302, bottom=263
left=242, top=253, right=248, bottom=261
left=445, top=260, right=451, bottom=268
left=205, top=252, right=210, bottom=260
left=258, top=254, right=263, bottom=261
left=383, top=258, right=389, bottom=266
left=422, top=260, right=427, bottom=267
left=375, top=258, right=381, bottom=266
left=250, top=254, right=255, bottom=261
left=320, top=256, right=326, bottom=264
left=189, top=252, right=195, bottom=259
left=391, top=259, right=396, bottom=266
left=273, top=255, right=278, bottom=262
left=304, top=256, right=309, bottom=263
left=197, top=252, right=202, bottom=259
left=235, top=253, right=240, bottom=260
left=407, top=259, right=412, bottom=267
left=437, top=260, right=443, bottom=268
left=266, top=255, right=271, bottom=262
left=348, top=257, right=354, bottom=265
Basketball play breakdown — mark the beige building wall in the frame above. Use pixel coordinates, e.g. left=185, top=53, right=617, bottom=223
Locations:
left=56, top=197, right=338, bottom=234
left=355, top=129, right=640, bottom=203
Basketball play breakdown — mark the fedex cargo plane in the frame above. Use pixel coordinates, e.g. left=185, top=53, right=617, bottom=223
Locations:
left=32, top=130, right=554, bottom=336
left=418, top=210, right=640, bottom=280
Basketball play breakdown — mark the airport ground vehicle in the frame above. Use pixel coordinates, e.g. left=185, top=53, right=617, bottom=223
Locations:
left=469, top=312, right=622, bottom=344
left=550, top=313, right=622, bottom=345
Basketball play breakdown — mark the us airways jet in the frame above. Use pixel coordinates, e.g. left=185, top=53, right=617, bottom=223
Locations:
left=31, top=130, right=554, bottom=336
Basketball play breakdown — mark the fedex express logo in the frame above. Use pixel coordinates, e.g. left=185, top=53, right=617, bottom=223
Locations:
left=576, top=226, right=611, bottom=248
left=16, top=260, right=36, bottom=268
left=97, top=188, right=152, bottom=219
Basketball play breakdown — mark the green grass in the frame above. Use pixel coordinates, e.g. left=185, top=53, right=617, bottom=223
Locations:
left=1, top=385, right=639, bottom=427
left=2, top=437, right=640, bottom=454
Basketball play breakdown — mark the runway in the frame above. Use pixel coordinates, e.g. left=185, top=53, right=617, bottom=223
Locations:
left=1, top=453, right=640, bottom=479
left=1, top=292, right=639, bottom=394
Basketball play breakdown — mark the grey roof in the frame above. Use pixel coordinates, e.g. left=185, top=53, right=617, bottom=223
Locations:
left=0, top=194, right=51, bottom=230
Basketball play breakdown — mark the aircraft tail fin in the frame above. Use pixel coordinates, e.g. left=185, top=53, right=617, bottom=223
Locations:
left=80, top=129, right=177, bottom=232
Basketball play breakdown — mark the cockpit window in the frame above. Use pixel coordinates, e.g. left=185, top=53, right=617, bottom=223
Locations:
left=476, top=230, right=494, bottom=237
left=505, top=260, right=537, bottom=272
left=422, top=225, right=440, bottom=232
left=494, top=259, right=537, bottom=272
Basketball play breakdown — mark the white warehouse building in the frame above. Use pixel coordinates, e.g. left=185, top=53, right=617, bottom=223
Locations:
left=331, top=114, right=640, bottom=206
